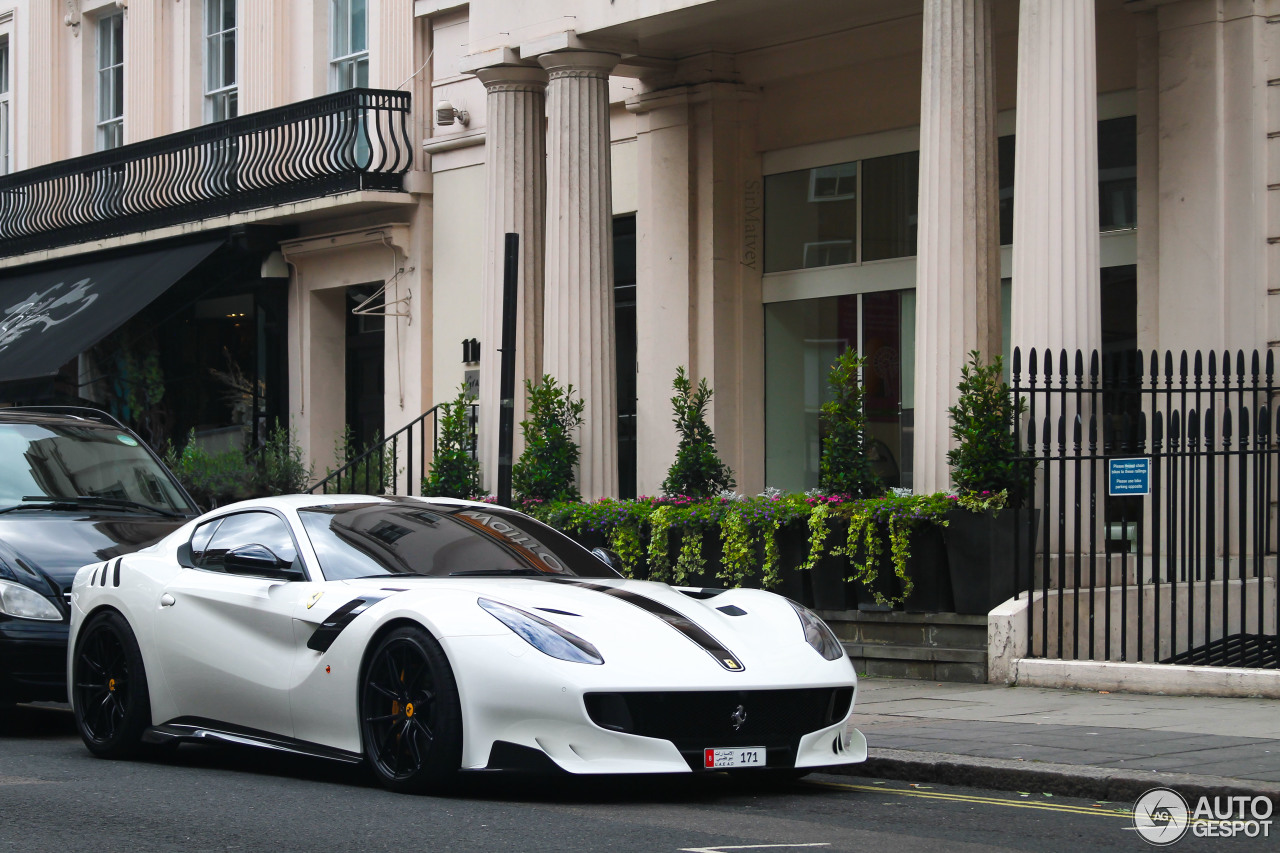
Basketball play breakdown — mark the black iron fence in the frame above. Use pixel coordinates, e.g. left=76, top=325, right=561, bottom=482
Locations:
left=0, top=88, right=413, bottom=259
left=1011, top=347, right=1280, bottom=669
left=309, top=402, right=478, bottom=497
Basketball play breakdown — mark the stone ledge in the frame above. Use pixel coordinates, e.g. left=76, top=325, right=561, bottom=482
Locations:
left=1014, top=658, right=1280, bottom=699
left=844, top=643, right=987, bottom=664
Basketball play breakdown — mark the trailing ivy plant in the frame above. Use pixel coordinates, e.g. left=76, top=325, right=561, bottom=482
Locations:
left=946, top=350, right=1032, bottom=506
left=424, top=383, right=482, bottom=499
left=512, top=375, right=586, bottom=503
left=819, top=349, right=881, bottom=498
left=662, top=366, right=735, bottom=498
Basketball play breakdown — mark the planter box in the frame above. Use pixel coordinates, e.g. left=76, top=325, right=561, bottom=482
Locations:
left=901, top=524, right=953, bottom=613
left=944, top=508, right=1036, bottom=615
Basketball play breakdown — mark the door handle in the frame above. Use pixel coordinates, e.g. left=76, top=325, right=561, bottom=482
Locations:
left=160, top=593, right=176, bottom=607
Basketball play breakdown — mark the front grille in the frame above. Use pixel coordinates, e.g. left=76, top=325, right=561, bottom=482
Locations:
left=584, top=687, right=854, bottom=770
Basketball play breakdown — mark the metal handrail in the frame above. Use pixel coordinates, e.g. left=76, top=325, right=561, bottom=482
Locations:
left=308, top=402, right=479, bottom=497
left=0, top=88, right=414, bottom=259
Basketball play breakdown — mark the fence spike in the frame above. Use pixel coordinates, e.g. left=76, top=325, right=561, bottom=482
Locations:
left=1207, top=350, right=1217, bottom=381
left=1091, top=349, right=1101, bottom=381
left=1165, top=350, right=1175, bottom=384
left=1152, top=410, right=1164, bottom=445
left=1169, top=409, right=1181, bottom=443
left=1252, top=349, right=1261, bottom=382
left=1028, top=347, right=1038, bottom=378
left=1261, top=405, right=1273, bottom=444
left=1121, top=411, right=1134, bottom=450
left=1189, top=408, right=1200, bottom=442
left=1074, top=349, right=1084, bottom=382
left=1149, top=350, right=1159, bottom=384
left=1012, top=346, right=1022, bottom=378
left=1057, top=412, right=1067, bottom=450
left=1058, top=348, right=1069, bottom=382
left=1073, top=413, right=1083, bottom=448
left=1267, top=349, right=1274, bottom=382
left=1194, top=350, right=1203, bottom=380
left=1238, top=406, right=1249, bottom=442
left=1222, top=407, right=1232, bottom=443
left=1089, top=410, right=1099, bottom=446
left=1236, top=350, right=1246, bottom=382
left=1138, top=410, right=1148, bottom=451
left=1180, top=350, right=1189, bottom=380
left=1041, top=413, right=1052, bottom=451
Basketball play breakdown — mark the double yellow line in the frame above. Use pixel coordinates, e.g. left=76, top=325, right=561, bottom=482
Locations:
left=809, top=780, right=1133, bottom=819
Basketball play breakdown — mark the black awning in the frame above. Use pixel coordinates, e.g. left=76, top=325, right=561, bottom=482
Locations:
left=0, top=239, right=224, bottom=384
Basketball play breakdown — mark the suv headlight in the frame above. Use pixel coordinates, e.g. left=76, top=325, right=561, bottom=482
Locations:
left=788, top=600, right=844, bottom=661
left=0, top=579, right=62, bottom=621
left=479, top=598, right=603, bottom=665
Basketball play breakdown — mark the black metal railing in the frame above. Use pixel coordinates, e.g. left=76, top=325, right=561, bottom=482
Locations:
left=1011, top=348, right=1280, bottom=669
left=309, top=402, right=478, bottom=497
left=0, top=88, right=413, bottom=259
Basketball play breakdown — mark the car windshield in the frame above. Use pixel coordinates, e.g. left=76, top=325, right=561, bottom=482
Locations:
left=0, top=422, right=196, bottom=515
left=297, top=502, right=622, bottom=581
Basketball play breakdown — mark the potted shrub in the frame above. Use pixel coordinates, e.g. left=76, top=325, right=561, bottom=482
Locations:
left=662, top=367, right=735, bottom=498
left=512, top=375, right=585, bottom=503
left=423, top=383, right=482, bottom=499
left=944, top=350, right=1037, bottom=614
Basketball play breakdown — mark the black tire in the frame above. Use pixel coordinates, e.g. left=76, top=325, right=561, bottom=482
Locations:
left=72, top=611, right=153, bottom=759
left=360, top=625, right=463, bottom=794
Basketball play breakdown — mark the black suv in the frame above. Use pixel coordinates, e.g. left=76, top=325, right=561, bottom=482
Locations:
left=0, top=408, right=198, bottom=706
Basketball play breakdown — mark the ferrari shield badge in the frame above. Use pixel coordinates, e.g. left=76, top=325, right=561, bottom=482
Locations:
left=306, top=591, right=325, bottom=610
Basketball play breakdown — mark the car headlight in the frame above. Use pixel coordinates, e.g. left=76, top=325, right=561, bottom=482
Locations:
left=0, top=579, right=62, bottom=621
left=478, top=598, right=604, bottom=665
left=788, top=600, right=844, bottom=661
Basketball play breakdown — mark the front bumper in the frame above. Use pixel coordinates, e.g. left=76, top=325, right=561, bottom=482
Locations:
left=0, top=617, right=69, bottom=704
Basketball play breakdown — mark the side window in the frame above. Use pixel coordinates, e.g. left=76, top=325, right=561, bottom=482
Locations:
left=197, top=511, right=298, bottom=574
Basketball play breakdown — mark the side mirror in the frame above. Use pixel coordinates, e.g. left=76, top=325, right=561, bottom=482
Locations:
left=176, top=541, right=195, bottom=568
left=590, top=547, right=625, bottom=574
left=223, top=544, right=304, bottom=581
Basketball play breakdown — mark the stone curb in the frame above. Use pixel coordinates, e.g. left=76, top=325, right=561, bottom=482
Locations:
left=830, top=748, right=1280, bottom=808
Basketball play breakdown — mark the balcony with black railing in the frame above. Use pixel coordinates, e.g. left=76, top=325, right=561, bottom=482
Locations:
left=0, top=88, right=414, bottom=260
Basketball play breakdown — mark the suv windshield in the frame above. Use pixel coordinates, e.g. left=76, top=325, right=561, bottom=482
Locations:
left=298, top=502, right=622, bottom=581
left=0, top=422, right=196, bottom=515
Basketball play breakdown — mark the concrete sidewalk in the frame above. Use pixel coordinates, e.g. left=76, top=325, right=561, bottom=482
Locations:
left=840, top=677, right=1280, bottom=804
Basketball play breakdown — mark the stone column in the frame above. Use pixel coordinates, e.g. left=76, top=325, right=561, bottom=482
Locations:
left=475, top=65, right=548, bottom=496
left=539, top=51, right=620, bottom=500
left=1010, top=0, right=1101, bottom=359
left=912, top=0, right=1001, bottom=494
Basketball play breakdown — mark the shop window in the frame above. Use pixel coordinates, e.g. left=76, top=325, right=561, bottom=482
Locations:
left=96, top=12, right=124, bottom=150
left=205, top=0, right=238, bottom=123
left=765, top=164, right=858, bottom=273
left=764, top=291, right=907, bottom=492
left=861, top=151, right=919, bottom=262
left=1098, top=116, right=1137, bottom=232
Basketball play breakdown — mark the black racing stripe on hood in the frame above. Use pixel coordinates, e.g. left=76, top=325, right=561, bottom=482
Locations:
left=547, top=578, right=745, bottom=672
left=306, top=593, right=394, bottom=653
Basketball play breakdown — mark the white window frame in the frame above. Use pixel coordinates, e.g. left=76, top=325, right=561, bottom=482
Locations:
left=204, top=0, right=237, bottom=123
left=0, top=35, right=10, bottom=175
left=96, top=12, right=124, bottom=150
left=330, top=0, right=368, bottom=92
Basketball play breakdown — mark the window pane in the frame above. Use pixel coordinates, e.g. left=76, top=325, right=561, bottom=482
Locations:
left=0, top=41, right=8, bottom=94
left=223, top=0, right=236, bottom=33
left=332, top=0, right=349, bottom=58
left=222, top=30, right=236, bottom=86
left=861, top=150, right=919, bottom=261
left=998, top=134, right=1015, bottom=246
left=206, top=34, right=220, bottom=92
left=764, top=163, right=858, bottom=273
left=351, top=0, right=367, bottom=52
left=1098, top=116, right=1137, bottom=231
left=355, top=56, right=368, bottom=88
left=110, top=14, right=123, bottom=63
left=201, top=511, right=297, bottom=572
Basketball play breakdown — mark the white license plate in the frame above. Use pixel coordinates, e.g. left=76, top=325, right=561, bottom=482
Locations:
left=703, top=747, right=766, bottom=769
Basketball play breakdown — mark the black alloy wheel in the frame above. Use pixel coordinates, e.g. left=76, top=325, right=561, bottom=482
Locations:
left=360, top=625, right=462, bottom=794
left=73, top=611, right=153, bottom=759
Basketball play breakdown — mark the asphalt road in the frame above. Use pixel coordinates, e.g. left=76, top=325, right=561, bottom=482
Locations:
left=0, top=704, right=1268, bottom=853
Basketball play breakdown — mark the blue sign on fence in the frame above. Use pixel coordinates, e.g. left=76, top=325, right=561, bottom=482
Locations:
left=1108, top=458, right=1150, bottom=496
